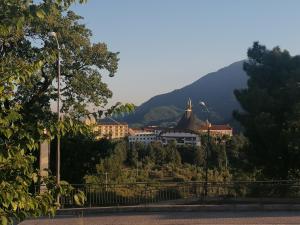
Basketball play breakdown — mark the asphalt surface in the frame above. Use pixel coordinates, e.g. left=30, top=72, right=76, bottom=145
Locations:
left=20, top=211, right=300, bottom=225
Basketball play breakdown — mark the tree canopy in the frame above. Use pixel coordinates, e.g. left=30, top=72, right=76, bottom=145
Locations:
left=0, top=0, right=126, bottom=223
left=234, top=42, right=300, bottom=179
left=1, top=0, right=120, bottom=122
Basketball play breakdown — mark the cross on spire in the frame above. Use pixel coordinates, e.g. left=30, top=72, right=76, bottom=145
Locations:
left=187, top=98, right=192, bottom=111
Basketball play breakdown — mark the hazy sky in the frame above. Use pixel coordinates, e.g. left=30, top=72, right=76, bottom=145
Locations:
left=71, top=0, right=300, bottom=106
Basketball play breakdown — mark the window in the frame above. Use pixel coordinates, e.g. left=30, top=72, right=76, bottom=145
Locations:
left=177, top=138, right=184, bottom=144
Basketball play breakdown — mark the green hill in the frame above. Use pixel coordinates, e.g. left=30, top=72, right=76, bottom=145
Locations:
left=123, top=61, right=248, bottom=127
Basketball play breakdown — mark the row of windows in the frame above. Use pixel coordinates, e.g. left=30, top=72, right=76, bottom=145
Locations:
left=134, top=133, right=155, bottom=137
left=99, top=125, right=128, bottom=129
left=101, top=130, right=126, bottom=133
left=161, top=139, right=198, bottom=143
left=129, top=137, right=156, bottom=140
left=100, top=128, right=127, bottom=131
left=101, top=133, right=126, bottom=136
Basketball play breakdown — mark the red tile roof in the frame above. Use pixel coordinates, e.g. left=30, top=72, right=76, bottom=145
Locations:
left=98, top=122, right=128, bottom=125
left=199, top=124, right=232, bottom=130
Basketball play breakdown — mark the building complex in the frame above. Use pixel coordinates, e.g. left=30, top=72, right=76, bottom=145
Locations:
left=128, top=99, right=233, bottom=146
left=86, top=99, right=233, bottom=145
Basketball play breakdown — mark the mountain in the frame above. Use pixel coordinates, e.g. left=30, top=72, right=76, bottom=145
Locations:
left=123, top=60, right=248, bottom=127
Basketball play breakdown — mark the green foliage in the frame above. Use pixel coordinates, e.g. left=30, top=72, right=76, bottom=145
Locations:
left=0, top=84, right=86, bottom=224
left=178, top=146, right=201, bottom=165
left=0, top=0, right=126, bottom=223
left=128, top=142, right=182, bottom=166
left=50, top=132, right=96, bottom=184
left=84, top=134, right=249, bottom=186
left=165, top=144, right=182, bottom=166
left=143, top=106, right=183, bottom=124
left=210, top=140, right=227, bottom=169
left=84, top=140, right=130, bottom=184
left=94, top=141, right=128, bottom=182
left=1, top=0, right=120, bottom=122
left=106, top=102, right=137, bottom=118
left=194, top=147, right=205, bottom=166
left=127, top=144, right=139, bottom=167
left=234, top=42, right=300, bottom=179
left=226, top=134, right=249, bottom=169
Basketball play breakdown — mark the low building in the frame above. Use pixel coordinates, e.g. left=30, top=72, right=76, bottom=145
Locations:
left=199, top=121, right=233, bottom=137
left=159, top=130, right=201, bottom=146
left=142, top=126, right=163, bottom=136
left=128, top=130, right=157, bottom=145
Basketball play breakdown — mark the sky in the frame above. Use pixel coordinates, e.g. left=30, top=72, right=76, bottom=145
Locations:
left=71, top=0, right=300, bottom=106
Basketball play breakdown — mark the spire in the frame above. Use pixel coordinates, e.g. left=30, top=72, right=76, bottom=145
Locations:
left=187, top=98, right=192, bottom=111
left=176, top=98, right=202, bottom=132
left=205, top=119, right=211, bottom=128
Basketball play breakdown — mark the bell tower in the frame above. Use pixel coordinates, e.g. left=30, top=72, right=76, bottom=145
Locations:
left=185, top=98, right=192, bottom=118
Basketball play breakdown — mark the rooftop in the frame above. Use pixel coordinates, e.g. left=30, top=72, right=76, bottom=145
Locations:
left=199, top=124, right=232, bottom=131
left=175, top=98, right=203, bottom=132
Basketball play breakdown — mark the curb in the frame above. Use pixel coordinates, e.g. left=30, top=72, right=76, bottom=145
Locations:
left=57, top=204, right=300, bottom=216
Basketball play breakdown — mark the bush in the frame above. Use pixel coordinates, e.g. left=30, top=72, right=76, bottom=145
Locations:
left=149, top=170, right=164, bottom=179
left=172, top=174, right=186, bottom=182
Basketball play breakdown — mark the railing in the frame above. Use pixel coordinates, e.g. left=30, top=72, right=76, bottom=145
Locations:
left=59, top=180, right=300, bottom=208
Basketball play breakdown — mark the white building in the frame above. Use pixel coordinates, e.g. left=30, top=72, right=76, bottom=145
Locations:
left=128, top=129, right=158, bottom=145
left=159, top=130, right=201, bottom=146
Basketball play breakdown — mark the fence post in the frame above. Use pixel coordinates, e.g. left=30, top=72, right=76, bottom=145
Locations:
left=89, top=185, right=92, bottom=208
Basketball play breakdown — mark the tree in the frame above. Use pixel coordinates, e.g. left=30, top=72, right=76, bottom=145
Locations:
left=84, top=140, right=128, bottom=184
left=4, top=1, right=120, bottom=121
left=165, top=142, right=181, bottom=165
left=127, top=144, right=139, bottom=167
left=0, top=0, right=126, bottom=223
left=50, top=132, right=97, bottom=184
left=194, top=146, right=205, bottom=167
left=234, top=42, right=300, bottom=179
left=226, top=134, right=248, bottom=169
left=151, top=142, right=167, bottom=165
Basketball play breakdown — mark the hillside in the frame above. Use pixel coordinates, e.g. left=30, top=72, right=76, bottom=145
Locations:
left=123, top=60, right=248, bottom=127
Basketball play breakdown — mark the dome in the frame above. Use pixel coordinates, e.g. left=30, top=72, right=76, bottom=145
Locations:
left=175, top=98, right=203, bottom=132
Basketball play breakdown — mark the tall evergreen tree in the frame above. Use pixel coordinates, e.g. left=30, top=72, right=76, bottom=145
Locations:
left=234, top=42, right=300, bottom=179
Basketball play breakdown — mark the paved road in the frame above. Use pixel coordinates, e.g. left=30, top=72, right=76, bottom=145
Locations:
left=20, top=211, right=300, bottom=225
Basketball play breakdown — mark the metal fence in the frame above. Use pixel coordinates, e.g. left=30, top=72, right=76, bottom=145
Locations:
left=59, top=180, right=300, bottom=208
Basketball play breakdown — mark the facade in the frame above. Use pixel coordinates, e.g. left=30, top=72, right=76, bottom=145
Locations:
left=142, top=126, right=163, bottom=136
left=128, top=127, right=162, bottom=145
left=159, top=130, right=201, bottom=146
left=199, top=121, right=233, bottom=137
left=85, top=117, right=129, bottom=139
left=128, top=130, right=157, bottom=145
left=95, top=122, right=129, bottom=139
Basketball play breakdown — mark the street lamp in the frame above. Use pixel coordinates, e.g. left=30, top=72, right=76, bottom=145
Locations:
left=199, top=101, right=210, bottom=197
left=48, top=32, right=61, bottom=186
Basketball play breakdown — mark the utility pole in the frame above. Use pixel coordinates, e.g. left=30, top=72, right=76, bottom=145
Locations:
left=199, top=101, right=210, bottom=197
left=48, top=32, right=61, bottom=186
left=204, top=122, right=210, bottom=197
left=105, top=172, right=108, bottom=191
